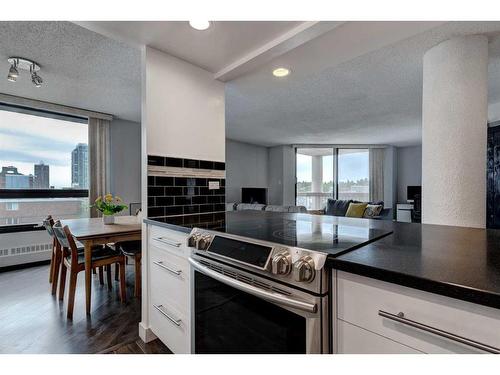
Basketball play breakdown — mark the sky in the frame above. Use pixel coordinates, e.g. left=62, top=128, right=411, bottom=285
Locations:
left=296, top=149, right=369, bottom=182
left=0, top=110, right=87, bottom=188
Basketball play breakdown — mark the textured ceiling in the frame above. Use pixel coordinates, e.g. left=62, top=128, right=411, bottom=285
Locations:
left=0, top=22, right=140, bottom=122
left=226, top=21, right=500, bottom=147
left=3, top=21, right=500, bottom=145
left=75, top=21, right=301, bottom=73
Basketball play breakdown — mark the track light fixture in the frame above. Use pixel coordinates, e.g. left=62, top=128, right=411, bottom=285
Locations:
left=7, top=60, right=19, bottom=82
left=30, top=64, right=43, bottom=88
left=7, top=57, right=43, bottom=87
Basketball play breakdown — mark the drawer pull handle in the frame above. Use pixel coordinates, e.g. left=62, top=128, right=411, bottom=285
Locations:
left=153, top=261, right=182, bottom=275
left=154, top=237, right=182, bottom=248
left=153, top=304, right=182, bottom=326
left=378, top=310, right=500, bottom=354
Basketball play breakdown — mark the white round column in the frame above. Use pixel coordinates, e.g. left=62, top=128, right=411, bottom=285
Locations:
left=422, top=35, right=488, bottom=228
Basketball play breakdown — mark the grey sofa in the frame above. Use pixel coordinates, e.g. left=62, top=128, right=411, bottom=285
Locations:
left=227, top=203, right=308, bottom=214
left=323, top=198, right=392, bottom=220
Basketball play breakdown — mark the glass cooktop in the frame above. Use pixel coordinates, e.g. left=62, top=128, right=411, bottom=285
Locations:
left=209, top=210, right=393, bottom=256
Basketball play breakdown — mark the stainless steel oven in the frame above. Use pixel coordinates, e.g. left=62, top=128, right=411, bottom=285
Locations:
left=187, top=229, right=330, bottom=354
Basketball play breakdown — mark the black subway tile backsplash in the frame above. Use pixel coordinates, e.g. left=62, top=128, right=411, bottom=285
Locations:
left=156, top=176, right=174, bottom=186
left=148, top=206, right=164, bottom=218
left=148, top=156, right=226, bottom=227
left=148, top=155, right=225, bottom=171
left=148, top=155, right=165, bottom=166
left=175, top=196, right=192, bottom=206
left=165, top=206, right=183, bottom=216
left=156, top=196, right=174, bottom=206
left=165, top=187, right=183, bottom=196
left=183, top=159, right=199, bottom=169
left=148, top=186, right=164, bottom=197
left=199, top=160, right=214, bottom=170
left=184, top=205, right=200, bottom=215
left=192, top=195, right=207, bottom=204
left=165, top=157, right=183, bottom=168
left=199, top=204, right=215, bottom=213
left=213, top=162, right=225, bottom=171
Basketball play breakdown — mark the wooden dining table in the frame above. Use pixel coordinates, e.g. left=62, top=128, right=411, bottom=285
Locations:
left=61, top=216, right=141, bottom=315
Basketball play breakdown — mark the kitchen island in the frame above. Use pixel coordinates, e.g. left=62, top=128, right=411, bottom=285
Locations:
left=141, top=212, right=500, bottom=354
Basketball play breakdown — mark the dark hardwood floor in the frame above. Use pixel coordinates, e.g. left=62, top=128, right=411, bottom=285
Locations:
left=0, top=263, right=171, bottom=354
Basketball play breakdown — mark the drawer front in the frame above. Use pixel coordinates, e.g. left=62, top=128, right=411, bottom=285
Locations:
left=336, top=271, right=500, bottom=354
left=337, top=320, right=421, bottom=354
left=148, top=225, right=190, bottom=258
left=150, top=301, right=190, bottom=354
left=149, top=245, right=189, bottom=314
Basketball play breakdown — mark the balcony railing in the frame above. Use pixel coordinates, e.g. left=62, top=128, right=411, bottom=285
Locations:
left=297, top=191, right=371, bottom=211
left=296, top=192, right=332, bottom=211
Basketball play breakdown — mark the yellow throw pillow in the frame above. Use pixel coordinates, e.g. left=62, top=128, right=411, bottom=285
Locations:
left=345, top=202, right=368, bottom=218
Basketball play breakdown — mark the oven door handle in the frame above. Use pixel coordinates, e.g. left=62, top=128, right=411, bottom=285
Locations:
left=189, top=257, right=318, bottom=314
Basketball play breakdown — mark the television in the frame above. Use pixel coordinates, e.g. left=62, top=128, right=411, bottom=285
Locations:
left=407, top=186, right=422, bottom=202
left=241, top=188, right=267, bottom=205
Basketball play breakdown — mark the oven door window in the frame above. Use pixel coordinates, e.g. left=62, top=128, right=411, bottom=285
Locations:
left=195, top=271, right=306, bottom=354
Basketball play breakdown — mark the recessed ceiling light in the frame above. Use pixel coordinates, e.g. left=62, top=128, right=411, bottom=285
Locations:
left=189, top=21, right=210, bottom=31
left=273, top=68, right=290, bottom=78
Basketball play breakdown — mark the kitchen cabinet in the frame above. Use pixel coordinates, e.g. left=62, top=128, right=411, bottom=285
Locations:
left=140, top=223, right=191, bottom=353
left=337, top=320, right=421, bottom=354
left=333, top=271, right=500, bottom=354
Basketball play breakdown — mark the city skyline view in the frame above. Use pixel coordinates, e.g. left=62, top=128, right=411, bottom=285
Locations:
left=0, top=109, right=87, bottom=188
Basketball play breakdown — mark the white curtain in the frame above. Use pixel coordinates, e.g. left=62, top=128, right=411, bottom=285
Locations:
left=369, top=148, right=385, bottom=203
left=88, top=117, right=110, bottom=217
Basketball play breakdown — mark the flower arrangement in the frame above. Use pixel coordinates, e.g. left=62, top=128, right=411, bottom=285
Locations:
left=93, top=194, right=127, bottom=216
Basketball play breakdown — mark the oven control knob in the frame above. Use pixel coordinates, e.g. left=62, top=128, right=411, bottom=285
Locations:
left=187, top=233, right=201, bottom=248
left=196, top=234, right=212, bottom=251
left=293, top=256, right=315, bottom=283
left=271, top=252, right=292, bottom=275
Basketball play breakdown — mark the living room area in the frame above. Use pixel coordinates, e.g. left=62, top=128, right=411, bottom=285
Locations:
left=222, top=19, right=434, bottom=223
left=225, top=140, right=421, bottom=222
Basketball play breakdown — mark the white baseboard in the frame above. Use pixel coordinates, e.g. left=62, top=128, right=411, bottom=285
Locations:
left=138, top=321, right=157, bottom=343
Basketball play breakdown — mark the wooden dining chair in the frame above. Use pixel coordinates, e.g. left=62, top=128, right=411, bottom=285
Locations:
left=44, top=216, right=105, bottom=299
left=43, top=216, right=61, bottom=296
left=52, top=220, right=127, bottom=319
left=115, top=240, right=142, bottom=297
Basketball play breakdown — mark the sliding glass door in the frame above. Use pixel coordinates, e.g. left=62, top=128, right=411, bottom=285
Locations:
left=296, top=148, right=334, bottom=211
left=295, top=147, right=370, bottom=211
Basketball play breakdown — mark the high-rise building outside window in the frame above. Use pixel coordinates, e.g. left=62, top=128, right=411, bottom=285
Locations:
left=0, top=107, right=89, bottom=227
left=71, top=143, right=88, bottom=189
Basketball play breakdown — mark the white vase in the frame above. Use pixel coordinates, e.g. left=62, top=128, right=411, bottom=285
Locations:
left=103, top=215, right=115, bottom=225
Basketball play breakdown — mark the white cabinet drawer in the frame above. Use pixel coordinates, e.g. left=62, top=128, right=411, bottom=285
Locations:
left=149, top=225, right=190, bottom=258
left=149, top=245, right=189, bottom=314
left=150, top=301, right=190, bottom=354
left=337, top=320, right=421, bottom=354
left=336, top=271, right=500, bottom=354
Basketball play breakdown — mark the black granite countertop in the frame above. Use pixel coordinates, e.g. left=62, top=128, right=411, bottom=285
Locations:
left=143, top=218, right=192, bottom=234
left=329, top=221, right=500, bottom=310
left=145, top=213, right=500, bottom=310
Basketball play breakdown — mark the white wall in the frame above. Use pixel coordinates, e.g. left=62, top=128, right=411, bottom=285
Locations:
left=225, top=139, right=269, bottom=203
left=110, top=118, right=141, bottom=209
left=396, top=145, right=422, bottom=203
left=143, top=46, right=225, bottom=162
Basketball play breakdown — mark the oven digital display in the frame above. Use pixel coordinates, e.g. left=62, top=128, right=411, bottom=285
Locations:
left=207, top=236, right=272, bottom=268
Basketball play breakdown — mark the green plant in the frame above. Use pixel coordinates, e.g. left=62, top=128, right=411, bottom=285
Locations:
left=93, top=194, right=127, bottom=216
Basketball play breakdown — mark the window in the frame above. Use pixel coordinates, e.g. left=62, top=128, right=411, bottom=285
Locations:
left=0, top=107, right=89, bottom=227
left=296, top=148, right=334, bottom=210
left=296, top=147, right=370, bottom=210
